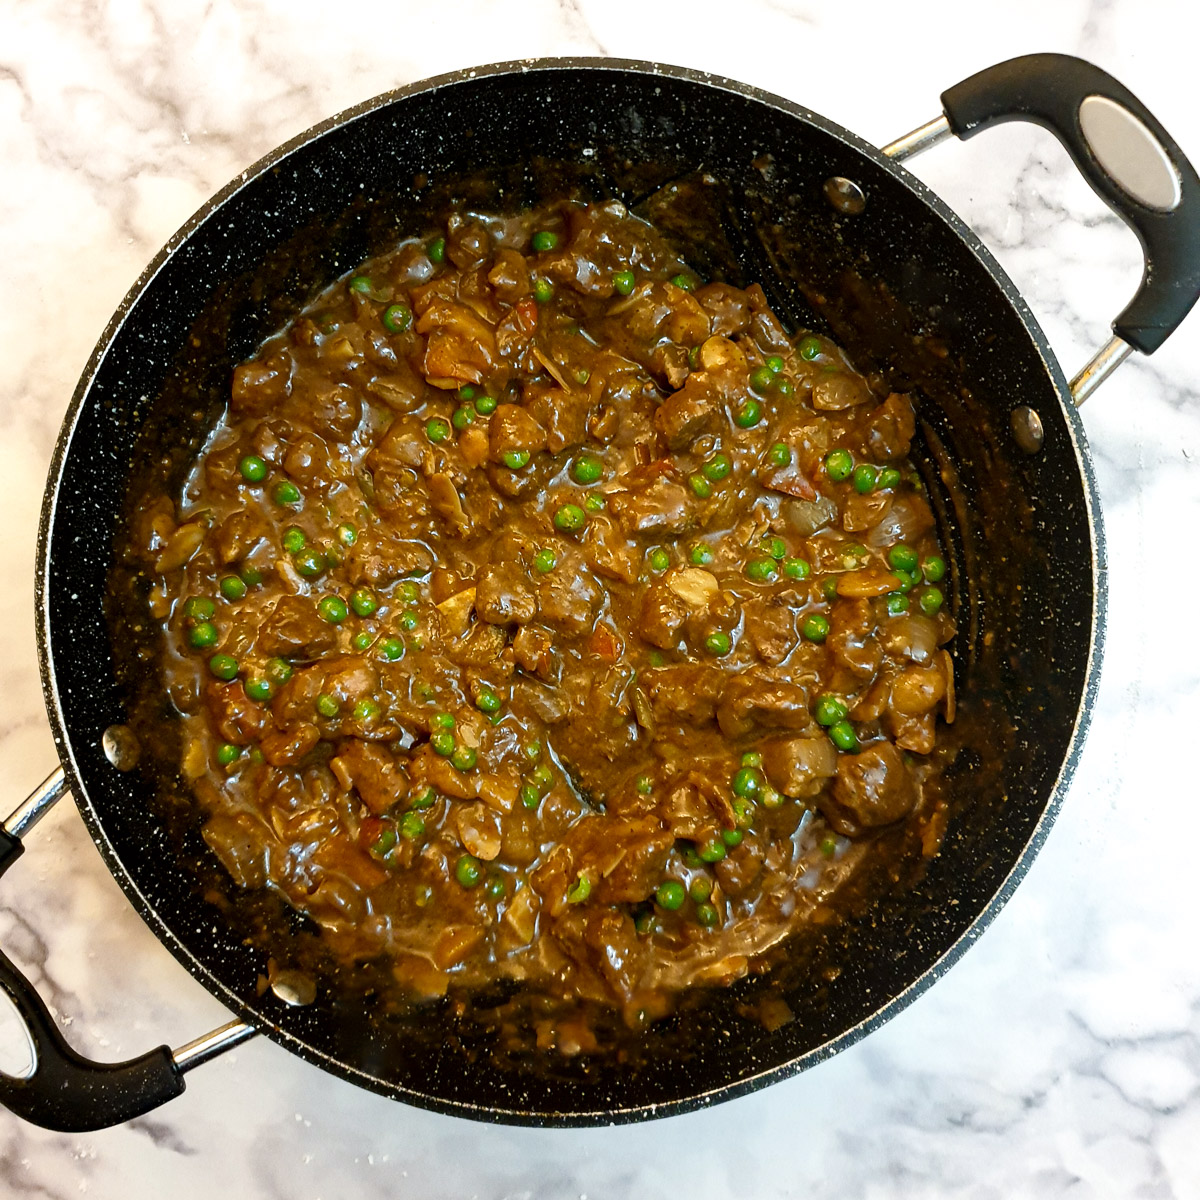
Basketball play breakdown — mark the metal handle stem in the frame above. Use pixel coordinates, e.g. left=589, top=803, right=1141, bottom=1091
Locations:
left=881, top=114, right=954, bottom=162
left=1069, top=334, right=1134, bottom=405
left=3, top=767, right=68, bottom=839
left=172, top=1019, right=258, bottom=1073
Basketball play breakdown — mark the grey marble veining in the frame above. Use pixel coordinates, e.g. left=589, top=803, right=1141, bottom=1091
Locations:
left=2, top=0, right=1200, bottom=1196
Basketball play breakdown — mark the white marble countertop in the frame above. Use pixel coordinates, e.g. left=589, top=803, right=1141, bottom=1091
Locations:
left=2, top=0, right=1199, bottom=1195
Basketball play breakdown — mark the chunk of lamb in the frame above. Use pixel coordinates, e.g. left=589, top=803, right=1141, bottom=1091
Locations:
left=831, top=741, right=917, bottom=828
left=488, top=404, right=548, bottom=463
left=476, top=562, right=538, bottom=625
left=257, top=595, right=338, bottom=658
left=717, top=668, right=815, bottom=738
left=330, top=740, right=410, bottom=815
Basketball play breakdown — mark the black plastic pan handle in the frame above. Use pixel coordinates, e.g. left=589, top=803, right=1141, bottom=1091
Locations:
left=0, top=773, right=186, bottom=1131
left=938, top=52, right=1200, bottom=356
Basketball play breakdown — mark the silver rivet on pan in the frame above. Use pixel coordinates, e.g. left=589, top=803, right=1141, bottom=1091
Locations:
left=101, top=724, right=140, bottom=771
left=1011, top=406, right=1045, bottom=454
left=823, top=177, right=866, bottom=214
left=270, top=970, right=317, bottom=1007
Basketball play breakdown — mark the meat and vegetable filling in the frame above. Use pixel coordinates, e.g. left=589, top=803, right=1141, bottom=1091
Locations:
left=135, top=200, right=955, bottom=1032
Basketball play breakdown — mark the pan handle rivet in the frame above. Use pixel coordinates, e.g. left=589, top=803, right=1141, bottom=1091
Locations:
left=823, top=176, right=866, bottom=215
left=101, top=725, right=141, bottom=771
left=1011, top=406, right=1045, bottom=454
left=270, top=970, right=317, bottom=1007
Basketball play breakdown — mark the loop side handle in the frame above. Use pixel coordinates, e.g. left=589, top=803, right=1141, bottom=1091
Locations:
left=940, top=52, right=1200, bottom=355
left=0, top=770, right=184, bottom=1131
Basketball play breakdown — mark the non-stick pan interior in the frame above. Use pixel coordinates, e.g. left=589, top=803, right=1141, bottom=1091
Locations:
left=40, top=61, right=1100, bottom=1123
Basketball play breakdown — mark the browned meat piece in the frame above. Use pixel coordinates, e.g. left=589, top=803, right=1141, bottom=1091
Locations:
left=637, top=581, right=687, bottom=649
left=522, top=384, right=590, bottom=452
left=257, top=595, right=338, bottom=658
left=888, top=711, right=936, bottom=754
left=366, top=363, right=428, bottom=412
left=305, top=383, right=362, bottom=441
left=231, top=357, right=290, bottom=416
left=827, top=598, right=883, bottom=685
left=831, top=741, right=916, bottom=827
left=415, top=296, right=498, bottom=386
left=537, top=569, right=601, bottom=636
left=642, top=663, right=725, bottom=725
left=344, top=529, right=434, bottom=586
left=694, top=283, right=751, bottom=337
left=761, top=735, right=838, bottom=798
left=282, top=432, right=330, bottom=483
left=409, top=743, right=479, bottom=800
left=476, top=562, right=537, bottom=625
left=213, top=510, right=262, bottom=564
left=330, top=740, right=409, bottom=814
left=513, top=624, right=554, bottom=677
left=717, top=669, right=815, bottom=738
left=840, top=491, right=894, bottom=534
left=610, top=473, right=694, bottom=538
left=864, top=392, right=916, bottom=461
left=654, top=373, right=723, bottom=450
left=714, top=838, right=765, bottom=897
left=205, top=681, right=271, bottom=744
left=488, top=403, right=548, bottom=462
left=890, top=662, right=948, bottom=715
left=742, top=595, right=799, bottom=665
left=260, top=722, right=321, bottom=767
left=487, top=249, right=532, bottom=302
left=446, top=219, right=491, bottom=269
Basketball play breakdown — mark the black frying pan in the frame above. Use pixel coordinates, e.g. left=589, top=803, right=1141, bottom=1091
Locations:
left=1, top=53, right=1197, bottom=1132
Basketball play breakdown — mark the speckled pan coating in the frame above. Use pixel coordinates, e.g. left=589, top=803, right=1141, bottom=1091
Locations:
left=34, top=59, right=1104, bottom=1125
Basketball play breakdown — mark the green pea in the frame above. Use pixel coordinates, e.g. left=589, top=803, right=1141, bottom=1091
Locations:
left=431, top=730, right=455, bottom=757
left=279, top=526, right=304, bottom=555
left=584, top=494, right=606, bottom=512
left=318, top=596, right=348, bottom=624
left=822, top=576, right=841, bottom=602
left=655, top=880, right=686, bottom=911
left=695, top=902, right=720, bottom=928
left=681, top=846, right=703, bottom=869
left=239, top=565, right=263, bottom=587
left=732, top=766, right=761, bottom=799
left=244, top=676, right=273, bottom=703
left=824, top=448, right=854, bottom=481
left=350, top=587, right=378, bottom=617
left=265, top=657, right=292, bottom=686
left=426, top=417, right=451, bottom=444
left=879, top=467, right=902, bottom=489
left=922, top=556, right=947, bottom=583
left=741, top=751, right=763, bottom=767
left=766, top=355, right=785, bottom=374
left=533, top=278, right=553, bottom=304
left=888, top=544, right=919, bottom=573
left=533, top=548, right=557, bottom=574
left=337, top=523, right=357, bottom=547
left=455, top=854, right=482, bottom=888
left=572, top=454, right=603, bottom=484
left=553, top=504, right=587, bottom=533
left=767, top=442, right=791, bottom=467
left=400, top=812, right=425, bottom=840
left=820, top=835, right=838, bottom=858
left=457, top=385, right=477, bottom=401
left=721, top=828, right=743, bottom=847
left=408, top=786, right=437, bottom=811
left=381, top=303, right=412, bottom=333
left=648, top=547, right=670, bottom=573
left=702, top=453, right=731, bottom=482
left=452, top=405, right=475, bottom=431
left=636, top=774, right=653, bottom=795
left=612, top=270, right=635, bottom=295
left=216, top=743, right=241, bottom=766
left=530, top=764, right=553, bottom=792
left=802, top=613, right=830, bottom=642
left=782, top=557, right=810, bottom=580
left=184, top=596, right=215, bottom=620
left=760, top=785, right=784, bottom=810
left=669, top=273, right=695, bottom=291
left=689, top=876, right=713, bottom=904
left=293, top=547, right=324, bottom=578
left=475, top=394, right=497, bottom=416
left=828, top=721, right=860, bottom=753
left=799, top=335, right=822, bottom=360
left=895, top=567, right=920, bottom=594
left=574, top=368, right=591, bottom=385
left=352, top=630, right=374, bottom=652
left=775, top=377, right=795, bottom=398
left=763, top=536, right=787, bottom=561
left=520, top=783, right=540, bottom=810
left=698, top=836, right=726, bottom=864
left=648, top=651, right=665, bottom=667
left=852, top=464, right=878, bottom=494
left=815, top=695, right=848, bottom=727
left=316, top=693, right=340, bottom=718
left=531, top=230, right=559, bottom=252
left=218, top=575, right=246, bottom=602
left=745, top=557, right=777, bottom=583
left=432, top=712, right=455, bottom=730
left=451, top=745, right=477, bottom=772
left=353, top=697, right=381, bottom=722
left=704, top=631, right=732, bottom=656
left=732, top=797, right=755, bottom=829
left=475, top=689, right=502, bottom=715
left=208, top=654, right=238, bottom=681
left=427, top=236, right=446, bottom=264
left=749, top=365, right=774, bottom=392
left=238, top=455, right=267, bottom=483
left=273, top=480, right=301, bottom=506
left=566, top=874, right=591, bottom=904
left=688, top=473, right=712, bottom=499
left=919, top=586, right=944, bottom=616
left=348, top=275, right=375, bottom=296
left=400, top=581, right=421, bottom=606
left=690, top=544, right=714, bottom=566
left=187, top=621, right=218, bottom=650
left=634, top=907, right=657, bottom=935
left=886, top=592, right=910, bottom=615
left=734, top=398, right=762, bottom=428
left=524, top=739, right=542, bottom=762
left=399, top=611, right=418, bottom=631
left=502, top=449, right=530, bottom=470
left=480, top=874, right=504, bottom=900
